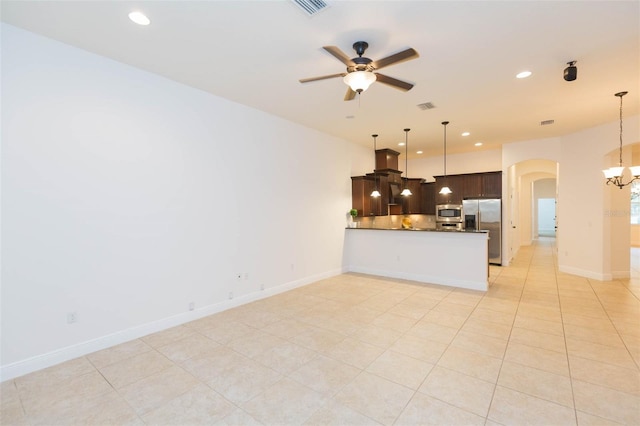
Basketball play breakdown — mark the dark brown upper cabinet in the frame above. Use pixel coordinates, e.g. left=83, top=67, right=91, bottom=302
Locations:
left=401, top=178, right=425, bottom=214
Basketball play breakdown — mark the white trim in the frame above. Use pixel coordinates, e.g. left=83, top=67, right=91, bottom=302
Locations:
left=0, top=269, right=341, bottom=382
left=611, top=270, right=631, bottom=279
left=558, top=265, right=612, bottom=281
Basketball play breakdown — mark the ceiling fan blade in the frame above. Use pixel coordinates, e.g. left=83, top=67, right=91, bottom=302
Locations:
left=375, top=73, right=414, bottom=91
left=344, top=87, right=357, bottom=101
left=299, top=73, right=346, bottom=83
left=372, top=48, right=419, bottom=70
left=323, top=46, right=355, bottom=66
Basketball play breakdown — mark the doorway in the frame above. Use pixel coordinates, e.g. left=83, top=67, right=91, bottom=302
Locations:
left=537, top=198, right=556, bottom=237
left=533, top=177, right=557, bottom=240
left=505, top=159, right=558, bottom=264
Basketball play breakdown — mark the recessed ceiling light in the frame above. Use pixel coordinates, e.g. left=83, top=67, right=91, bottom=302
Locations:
left=398, top=142, right=405, bottom=146
left=345, top=115, right=355, bottom=119
left=128, top=11, right=150, bottom=26
left=516, top=71, right=532, bottom=79
left=416, top=151, right=423, bottom=154
left=475, top=142, right=483, bottom=147
left=461, top=132, right=470, bottom=137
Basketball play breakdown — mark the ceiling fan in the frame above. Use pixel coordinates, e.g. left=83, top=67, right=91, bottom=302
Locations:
left=299, top=41, right=419, bottom=101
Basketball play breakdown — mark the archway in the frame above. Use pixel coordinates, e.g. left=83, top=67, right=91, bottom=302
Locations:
left=505, top=159, right=558, bottom=263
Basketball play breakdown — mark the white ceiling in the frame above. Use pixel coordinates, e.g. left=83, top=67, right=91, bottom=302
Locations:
left=2, top=0, right=639, bottom=157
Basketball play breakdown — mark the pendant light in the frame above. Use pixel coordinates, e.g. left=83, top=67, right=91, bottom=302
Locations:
left=401, top=128, right=412, bottom=196
left=439, top=121, right=452, bottom=195
left=603, top=91, right=640, bottom=188
left=370, top=134, right=381, bottom=197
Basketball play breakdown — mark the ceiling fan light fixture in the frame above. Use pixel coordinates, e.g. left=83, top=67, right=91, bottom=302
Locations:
left=439, top=186, right=452, bottom=195
left=128, top=11, right=150, bottom=26
left=343, top=71, right=376, bottom=93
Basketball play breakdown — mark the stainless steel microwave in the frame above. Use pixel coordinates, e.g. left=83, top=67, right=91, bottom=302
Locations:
left=436, top=204, right=463, bottom=222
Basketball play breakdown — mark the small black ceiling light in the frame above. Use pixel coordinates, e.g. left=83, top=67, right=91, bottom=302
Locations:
left=370, top=134, right=381, bottom=198
left=564, top=61, right=577, bottom=81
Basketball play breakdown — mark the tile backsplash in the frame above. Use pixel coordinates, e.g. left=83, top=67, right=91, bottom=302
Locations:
left=354, top=214, right=436, bottom=229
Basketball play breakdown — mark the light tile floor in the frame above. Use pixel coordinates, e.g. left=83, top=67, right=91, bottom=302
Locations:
left=2, top=238, right=639, bottom=425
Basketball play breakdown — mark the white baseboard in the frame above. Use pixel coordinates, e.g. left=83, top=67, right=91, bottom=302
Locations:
left=560, top=265, right=631, bottom=281
left=0, top=269, right=341, bottom=382
left=558, top=264, right=612, bottom=281
left=611, top=270, right=631, bottom=279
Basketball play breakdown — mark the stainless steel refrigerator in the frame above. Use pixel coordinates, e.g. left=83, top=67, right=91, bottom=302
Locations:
left=463, top=198, right=502, bottom=265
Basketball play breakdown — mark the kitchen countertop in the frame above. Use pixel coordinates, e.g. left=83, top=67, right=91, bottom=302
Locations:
left=344, top=225, right=489, bottom=291
left=346, top=227, right=488, bottom=233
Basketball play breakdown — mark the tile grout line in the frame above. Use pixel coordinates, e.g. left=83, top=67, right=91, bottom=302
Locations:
left=481, top=240, right=531, bottom=424
left=587, top=277, right=640, bottom=372
left=553, top=240, right=580, bottom=425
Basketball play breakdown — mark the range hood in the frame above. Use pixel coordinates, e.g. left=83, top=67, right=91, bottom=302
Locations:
left=389, top=182, right=401, bottom=205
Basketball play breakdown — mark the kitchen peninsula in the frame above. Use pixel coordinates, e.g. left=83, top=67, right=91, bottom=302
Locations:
left=344, top=227, right=489, bottom=291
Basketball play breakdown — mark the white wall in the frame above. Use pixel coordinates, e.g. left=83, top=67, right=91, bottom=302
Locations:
left=0, top=24, right=368, bottom=380
left=410, top=149, right=502, bottom=181
left=603, top=146, right=633, bottom=278
left=559, top=118, right=639, bottom=279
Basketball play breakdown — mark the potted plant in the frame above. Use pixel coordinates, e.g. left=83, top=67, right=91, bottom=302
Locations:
left=348, top=208, right=358, bottom=228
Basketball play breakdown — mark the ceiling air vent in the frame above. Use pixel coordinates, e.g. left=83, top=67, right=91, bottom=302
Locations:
left=291, top=0, right=329, bottom=16
left=417, top=102, right=436, bottom=110
left=540, top=119, right=555, bottom=126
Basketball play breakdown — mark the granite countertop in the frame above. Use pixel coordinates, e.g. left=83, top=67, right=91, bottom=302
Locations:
left=345, top=227, right=488, bottom=233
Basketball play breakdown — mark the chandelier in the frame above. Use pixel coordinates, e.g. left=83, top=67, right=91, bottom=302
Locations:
left=603, top=91, right=640, bottom=188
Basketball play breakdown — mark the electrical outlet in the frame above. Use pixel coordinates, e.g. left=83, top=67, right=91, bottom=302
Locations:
left=229, top=291, right=234, bottom=299
left=243, top=272, right=249, bottom=280
left=188, top=302, right=195, bottom=311
left=67, top=312, right=77, bottom=324
left=260, top=283, right=265, bottom=291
